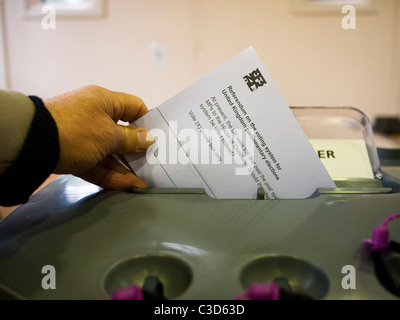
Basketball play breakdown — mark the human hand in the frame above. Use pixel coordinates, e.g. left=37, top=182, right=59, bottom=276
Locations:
left=44, top=85, right=154, bottom=190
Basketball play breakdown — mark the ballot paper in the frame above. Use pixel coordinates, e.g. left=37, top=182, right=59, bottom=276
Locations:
left=125, top=47, right=336, bottom=199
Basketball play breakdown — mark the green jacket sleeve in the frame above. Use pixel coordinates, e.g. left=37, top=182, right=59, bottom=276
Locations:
left=0, top=90, right=60, bottom=206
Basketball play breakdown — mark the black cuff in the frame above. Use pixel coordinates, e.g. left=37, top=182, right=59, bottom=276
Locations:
left=0, top=96, right=60, bottom=206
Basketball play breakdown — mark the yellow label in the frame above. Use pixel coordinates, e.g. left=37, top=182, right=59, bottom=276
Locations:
left=310, top=139, right=374, bottom=179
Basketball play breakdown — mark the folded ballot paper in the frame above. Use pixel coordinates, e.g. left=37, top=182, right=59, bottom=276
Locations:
left=125, top=47, right=336, bottom=199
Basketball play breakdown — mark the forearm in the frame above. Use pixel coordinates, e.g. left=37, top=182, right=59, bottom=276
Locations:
left=0, top=85, right=153, bottom=207
left=0, top=91, right=35, bottom=175
left=0, top=91, right=60, bottom=206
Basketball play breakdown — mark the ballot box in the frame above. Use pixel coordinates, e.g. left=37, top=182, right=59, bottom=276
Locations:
left=0, top=107, right=399, bottom=301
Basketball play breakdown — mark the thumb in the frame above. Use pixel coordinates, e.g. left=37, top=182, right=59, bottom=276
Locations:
left=112, top=125, right=155, bottom=155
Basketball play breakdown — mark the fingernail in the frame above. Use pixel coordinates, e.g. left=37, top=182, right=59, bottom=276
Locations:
left=134, top=180, right=147, bottom=188
left=137, top=130, right=154, bottom=152
left=126, top=172, right=147, bottom=189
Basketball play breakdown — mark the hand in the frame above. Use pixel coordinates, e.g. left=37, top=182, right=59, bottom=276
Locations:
left=44, top=85, right=154, bottom=190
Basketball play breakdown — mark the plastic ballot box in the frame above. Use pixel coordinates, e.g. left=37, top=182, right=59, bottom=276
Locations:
left=0, top=107, right=399, bottom=301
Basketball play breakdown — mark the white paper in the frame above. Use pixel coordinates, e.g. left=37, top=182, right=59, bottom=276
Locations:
left=125, top=47, right=336, bottom=199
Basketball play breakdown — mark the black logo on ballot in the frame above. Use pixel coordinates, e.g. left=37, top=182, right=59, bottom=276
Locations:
left=244, top=68, right=267, bottom=92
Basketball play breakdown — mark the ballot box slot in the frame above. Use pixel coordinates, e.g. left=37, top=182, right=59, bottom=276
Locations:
left=317, top=178, right=392, bottom=195
left=128, top=176, right=396, bottom=199
left=128, top=188, right=206, bottom=195
left=127, top=173, right=400, bottom=197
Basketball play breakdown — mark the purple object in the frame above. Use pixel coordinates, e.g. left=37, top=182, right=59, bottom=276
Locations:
left=364, top=213, right=400, bottom=251
left=364, top=225, right=390, bottom=251
left=235, top=282, right=281, bottom=300
left=108, top=286, right=144, bottom=300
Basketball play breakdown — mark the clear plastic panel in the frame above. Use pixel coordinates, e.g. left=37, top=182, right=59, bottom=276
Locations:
left=290, top=107, right=382, bottom=180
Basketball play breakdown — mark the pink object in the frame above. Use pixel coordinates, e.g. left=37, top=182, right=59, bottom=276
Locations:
left=108, top=286, right=144, bottom=300
left=364, top=213, right=400, bottom=251
left=364, top=225, right=390, bottom=250
left=235, top=282, right=280, bottom=300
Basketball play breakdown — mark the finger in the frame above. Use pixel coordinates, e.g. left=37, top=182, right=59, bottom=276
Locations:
left=106, top=90, right=149, bottom=123
left=75, top=164, right=147, bottom=190
left=76, top=154, right=147, bottom=189
left=102, top=154, right=133, bottom=174
left=112, top=125, right=154, bottom=155
left=115, top=154, right=131, bottom=170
